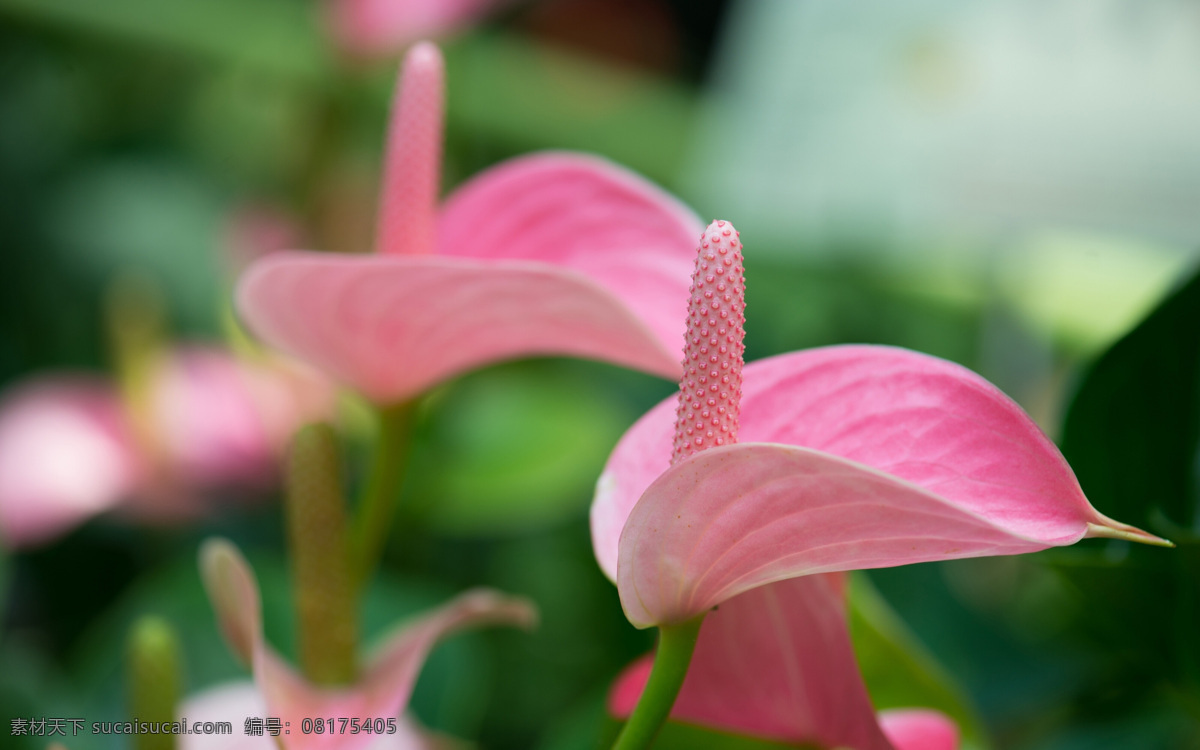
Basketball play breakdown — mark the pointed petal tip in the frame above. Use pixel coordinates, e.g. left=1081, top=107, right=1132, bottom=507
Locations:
left=198, top=536, right=238, bottom=574
left=459, top=587, right=541, bottom=631
left=1085, top=520, right=1174, bottom=548
left=198, top=537, right=260, bottom=664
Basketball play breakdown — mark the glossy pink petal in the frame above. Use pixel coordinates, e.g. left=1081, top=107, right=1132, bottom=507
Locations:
left=326, top=0, right=508, bottom=58
left=879, top=710, right=960, bottom=750
left=438, top=152, right=702, bottom=378
left=592, top=345, right=1164, bottom=626
left=200, top=539, right=535, bottom=750
left=0, top=378, right=139, bottom=548
left=612, top=575, right=896, bottom=750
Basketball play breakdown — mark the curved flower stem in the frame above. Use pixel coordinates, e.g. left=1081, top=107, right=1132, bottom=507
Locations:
left=351, top=400, right=416, bottom=587
left=612, top=615, right=706, bottom=750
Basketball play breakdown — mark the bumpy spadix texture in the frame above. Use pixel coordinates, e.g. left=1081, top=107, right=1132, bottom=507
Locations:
left=672, top=220, right=745, bottom=464
left=197, top=539, right=536, bottom=750
left=237, top=42, right=702, bottom=404
left=591, top=256, right=1165, bottom=629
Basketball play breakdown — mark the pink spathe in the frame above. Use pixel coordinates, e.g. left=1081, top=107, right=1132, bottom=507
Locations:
left=0, top=378, right=137, bottom=547
left=610, top=575, right=961, bottom=749
left=196, top=539, right=535, bottom=750
left=590, top=220, right=1165, bottom=628
left=237, top=43, right=701, bottom=405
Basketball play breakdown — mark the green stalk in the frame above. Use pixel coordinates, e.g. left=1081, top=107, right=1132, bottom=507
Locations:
left=286, top=423, right=357, bottom=684
left=127, top=616, right=181, bottom=750
left=612, top=616, right=706, bottom=750
left=351, top=401, right=415, bottom=586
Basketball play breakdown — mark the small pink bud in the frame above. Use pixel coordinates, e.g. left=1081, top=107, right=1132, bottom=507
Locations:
left=672, top=220, right=745, bottom=464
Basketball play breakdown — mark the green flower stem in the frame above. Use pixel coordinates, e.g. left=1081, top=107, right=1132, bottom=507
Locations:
left=127, top=616, right=181, bottom=750
left=351, top=401, right=416, bottom=587
left=286, top=423, right=357, bottom=684
left=612, top=615, right=706, bottom=750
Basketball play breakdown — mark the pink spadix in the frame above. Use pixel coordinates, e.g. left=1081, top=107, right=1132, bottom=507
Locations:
left=672, top=220, right=746, bottom=463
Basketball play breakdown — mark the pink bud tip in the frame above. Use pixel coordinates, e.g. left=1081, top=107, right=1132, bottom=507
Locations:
left=671, top=220, right=746, bottom=464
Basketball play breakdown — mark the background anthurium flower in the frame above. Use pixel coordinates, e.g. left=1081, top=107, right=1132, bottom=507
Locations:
left=590, top=222, right=1169, bottom=629
left=192, top=539, right=536, bottom=750
left=0, top=347, right=331, bottom=548
left=325, top=0, right=513, bottom=59
left=609, top=575, right=960, bottom=750
left=237, top=42, right=702, bottom=405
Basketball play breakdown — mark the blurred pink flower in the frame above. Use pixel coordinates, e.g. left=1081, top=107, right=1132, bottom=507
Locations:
left=237, top=42, right=701, bottom=405
left=182, top=539, right=536, bottom=750
left=590, top=219, right=1166, bottom=629
left=608, top=575, right=960, bottom=750
left=0, top=348, right=331, bottom=548
left=325, top=0, right=512, bottom=59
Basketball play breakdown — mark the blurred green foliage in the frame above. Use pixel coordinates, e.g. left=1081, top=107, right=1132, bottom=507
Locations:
left=1051, top=264, right=1200, bottom=748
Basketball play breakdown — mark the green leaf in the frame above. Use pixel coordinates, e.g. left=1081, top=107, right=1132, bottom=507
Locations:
left=848, top=574, right=990, bottom=750
left=408, top=363, right=641, bottom=536
left=1060, top=264, right=1200, bottom=533
left=0, top=0, right=330, bottom=82
left=1053, top=262, right=1200, bottom=693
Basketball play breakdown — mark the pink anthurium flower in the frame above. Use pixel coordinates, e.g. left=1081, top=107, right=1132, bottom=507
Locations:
left=591, top=220, right=1168, bottom=629
left=185, top=539, right=536, bottom=750
left=326, top=0, right=513, bottom=59
left=237, top=41, right=701, bottom=405
left=0, top=348, right=331, bottom=548
left=591, top=219, right=1169, bottom=748
left=609, top=575, right=960, bottom=750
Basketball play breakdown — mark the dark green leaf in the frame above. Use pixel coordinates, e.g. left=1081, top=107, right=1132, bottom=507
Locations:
left=1061, top=263, right=1200, bottom=533
left=848, top=574, right=990, bottom=750
left=1054, top=262, right=1200, bottom=696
